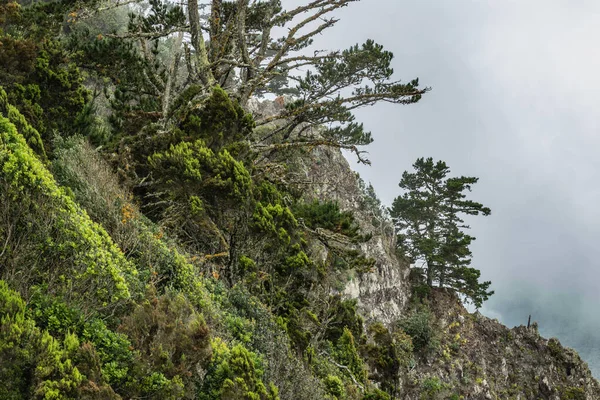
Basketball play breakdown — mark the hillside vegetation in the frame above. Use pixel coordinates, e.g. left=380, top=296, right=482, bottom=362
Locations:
left=0, top=0, right=598, bottom=399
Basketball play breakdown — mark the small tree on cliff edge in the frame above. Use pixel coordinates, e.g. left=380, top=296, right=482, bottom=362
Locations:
left=390, top=157, right=493, bottom=307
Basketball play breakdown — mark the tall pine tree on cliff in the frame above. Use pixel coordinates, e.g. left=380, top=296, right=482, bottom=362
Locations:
left=390, top=157, right=493, bottom=307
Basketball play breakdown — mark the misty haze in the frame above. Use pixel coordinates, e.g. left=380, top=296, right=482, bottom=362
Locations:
left=1, top=0, right=599, bottom=398
left=339, top=1, right=600, bottom=376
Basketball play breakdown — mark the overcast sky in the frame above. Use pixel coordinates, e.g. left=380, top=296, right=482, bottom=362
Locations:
left=291, top=0, right=600, bottom=375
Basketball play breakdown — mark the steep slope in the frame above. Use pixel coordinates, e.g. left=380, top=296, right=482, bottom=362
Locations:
left=2, top=89, right=598, bottom=399
left=249, top=98, right=411, bottom=325
left=398, top=290, right=600, bottom=399
left=291, top=143, right=411, bottom=325
left=306, top=147, right=600, bottom=398
left=0, top=113, right=136, bottom=310
left=290, top=143, right=600, bottom=399
left=249, top=99, right=600, bottom=399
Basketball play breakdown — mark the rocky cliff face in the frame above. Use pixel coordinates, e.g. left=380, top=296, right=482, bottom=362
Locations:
left=288, top=144, right=411, bottom=325
left=249, top=97, right=410, bottom=324
left=282, top=134, right=600, bottom=400
left=248, top=98, right=411, bottom=325
left=399, top=290, right=600, bottom=400
left=248, top=98, right=600, bottom=399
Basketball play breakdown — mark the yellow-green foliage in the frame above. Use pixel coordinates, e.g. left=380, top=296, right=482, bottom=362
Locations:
left=0, top=116, right=135, bottom=308
left=0, top=280, right=118, bottom=399
left=334, top=328, right=367, bottom=385
left=25, top=284, right=209, bottom=400
left=282, top=247, right=310, bottom=270
left=323, top=375, right=344, bottom=399
left=252, top=202, right=297, bottom=243
left=149, top=140, right=252, bottom=201
left=147, top=137, right=253, bottom=253
left=50, top=135, right=210, bottom=308
left=0, top=34, right=90, bottom=139
left=0, top=87, right=46, bottom=159
left=199, top=337, right=280, bottom=400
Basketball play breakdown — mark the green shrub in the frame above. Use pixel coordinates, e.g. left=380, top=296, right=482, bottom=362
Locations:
left=292, top=200, right=362, bottom=240
left=399, top=307, right=437, bottom=354
left=118, top=289, right=212, bottom=397
left=147, top=138, right=253, bottom=254
left=26, top=287, right=136, bottom=395
left=323, top=296, right=363, bottom=343
left=420, top=377, right=444, bottom=399
left=0, top=115, right=136, bottom=311
left=199, top=338, right=279, bottom=400
left=334, top=328, right=367, bottom=385
left=27, top=285, right=85, bottom=337
left=0, top=280, right=118, bottom=399
left=50, top=134, right=212, bottom=307
left=221, top=285, right=326, bottom=400
left=0, top=36, right=90, bottom=145
left=323, top=375, right=344, bottom=398
left=0, top=88, right=45, bottom=158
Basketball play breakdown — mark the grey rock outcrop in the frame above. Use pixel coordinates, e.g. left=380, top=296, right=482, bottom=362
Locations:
left=290, top=144, right=410, bottom=325
left=400, top=289, right=600, bottom=400
left=247, top=97, right=411, bottom=324
left=247, top=98, right=600, bottom=399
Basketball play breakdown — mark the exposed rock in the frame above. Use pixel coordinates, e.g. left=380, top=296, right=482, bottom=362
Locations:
left=539, top=376, right=552, bottom=398
left=248, top=98, right=600, bottom=398
left=248, top=98, right=411, bottom=325
left=400, top=289, right=600, bottom=399
left=291, top=144, right=410, bottom=324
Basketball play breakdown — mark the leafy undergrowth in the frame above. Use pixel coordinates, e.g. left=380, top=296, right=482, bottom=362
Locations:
left=1, top=83, right=598, bottom=399
left=0, top=99, right=379, bottom=398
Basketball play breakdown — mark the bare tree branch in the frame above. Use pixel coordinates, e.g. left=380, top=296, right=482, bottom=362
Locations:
left=251, top=140, right=371, bottom=165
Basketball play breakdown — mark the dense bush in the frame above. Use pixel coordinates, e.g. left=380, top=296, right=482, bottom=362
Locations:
left=0, top=2, right=91, bottom=145
left=0, top=88, right=45, bottom=158
left=364, top=322, right=413, bottom=396
left=199, top=338, right=279, bottom=400
left=398, top=307, right=437, bottom=354
left=334, top=328, right=368, bottom=386
left=118, top=289, right=212, bottom=398
left=0, top=280, right=118, bottom=399
left=293, top=200, right=361, bottom=239
left=0, top=114, right=136, bottom=311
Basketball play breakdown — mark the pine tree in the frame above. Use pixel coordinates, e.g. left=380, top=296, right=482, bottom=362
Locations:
left=68, top=0, right=428, bottom=163
left=390, top=157, right=493, bottom=307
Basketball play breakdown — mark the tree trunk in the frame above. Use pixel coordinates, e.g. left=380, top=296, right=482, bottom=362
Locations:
left=210, top=0, right=222, bottom=59
left=426, top=259, right=434, bottom=287
left=161, top=31, right=184, bottom=118
left=188, top=0, right=214, bottom=85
